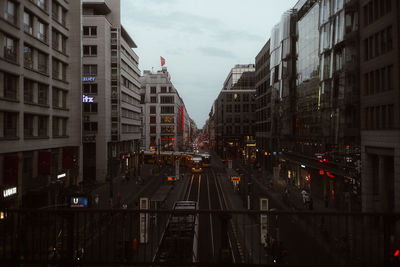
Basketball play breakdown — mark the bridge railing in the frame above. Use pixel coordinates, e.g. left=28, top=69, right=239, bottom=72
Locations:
left=0, top=209, right=398, bottom=266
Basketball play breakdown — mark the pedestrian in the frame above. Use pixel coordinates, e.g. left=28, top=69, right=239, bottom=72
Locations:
left=301, top=189, right=308, bottom=204
left=263, top=234, right=269, bottom=253
left=94, top=194, right=99, bottom=208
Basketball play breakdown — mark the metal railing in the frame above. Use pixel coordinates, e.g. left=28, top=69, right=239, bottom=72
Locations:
left=0, top=209, right=398, bottom=266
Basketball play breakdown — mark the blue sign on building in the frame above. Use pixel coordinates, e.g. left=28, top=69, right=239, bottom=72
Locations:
left=82, top=94, right=94, bottom=103
left=70, top=196, right=88, bottom=208
left=82, top=77, right=95, bottom=82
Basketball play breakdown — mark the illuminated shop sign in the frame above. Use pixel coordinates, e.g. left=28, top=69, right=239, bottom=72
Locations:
left=70, top=197, right=88, bottom=208
left=3, top=187, right=17, bottom=198
left=82, top=94, right=94, bottom=103
left=82, top=77, right=95, bottom=82
left=57, top=173, right=66, bottom=179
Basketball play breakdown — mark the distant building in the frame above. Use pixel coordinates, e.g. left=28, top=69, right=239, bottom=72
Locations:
left=0, top=0, right=82, bottom=208
left=140, top=67, right=192, bottom=152
left=215, top=64, right=256, bottom=160
left=82, top=0, right=142, bottom=183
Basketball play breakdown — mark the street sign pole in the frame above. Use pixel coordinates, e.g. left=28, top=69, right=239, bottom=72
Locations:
left=260, top=197, right=269, bottom=244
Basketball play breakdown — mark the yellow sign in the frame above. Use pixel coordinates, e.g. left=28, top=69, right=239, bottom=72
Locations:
left=231, top=177, right=240, bottom=181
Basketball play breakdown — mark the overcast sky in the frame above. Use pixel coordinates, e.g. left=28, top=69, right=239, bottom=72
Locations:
left=121, top=0, right=299, bottom=128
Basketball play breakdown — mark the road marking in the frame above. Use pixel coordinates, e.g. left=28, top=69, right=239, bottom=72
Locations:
left=186, top=174, right=194, bottom=201
left=206, top=174, right=215, bottom=258
left=197, top=174, right=201, bottom=205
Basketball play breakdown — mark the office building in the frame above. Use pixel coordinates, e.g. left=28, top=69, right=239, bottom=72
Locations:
left=140, top=67, right=192, bottom=152
left=0, top=0, right=82, bottom=208
left=82, top=0, right=142, bottom=183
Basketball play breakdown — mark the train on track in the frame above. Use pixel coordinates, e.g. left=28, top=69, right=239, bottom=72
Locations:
left=142, top=151, right=211, bottom=173
left=153, top=201, right=199, bottom=264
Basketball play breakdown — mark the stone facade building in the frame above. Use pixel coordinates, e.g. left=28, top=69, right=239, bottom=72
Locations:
left=81, top=0, right=142, bottom=184
left=140, top=67, right=192, bottom=152
left=0, top=0, right=82, bottom=208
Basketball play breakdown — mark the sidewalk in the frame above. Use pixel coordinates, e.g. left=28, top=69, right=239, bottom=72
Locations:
left=230, top=157, right=351, bottom=266
left=87, top=163, right=157, bottom=209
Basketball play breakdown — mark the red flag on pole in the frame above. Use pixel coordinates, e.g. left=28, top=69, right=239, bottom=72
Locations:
left=160, top=56, right=165, bottom=66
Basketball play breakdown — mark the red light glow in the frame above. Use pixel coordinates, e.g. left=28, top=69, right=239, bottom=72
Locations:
left=326, top=172, right=335, bottom=178
left=181, top=106, right=184, bottom=131
left=319, top=170, right=324, bottom=175
left=394, top=249, right=399, bottom=257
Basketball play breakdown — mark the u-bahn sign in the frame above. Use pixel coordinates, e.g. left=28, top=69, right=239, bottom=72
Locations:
left=70, top=196, right=88, bottom=208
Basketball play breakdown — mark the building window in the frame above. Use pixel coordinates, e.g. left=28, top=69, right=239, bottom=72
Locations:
left=160, top=116, right=174, bottom=123
left=38, top=116, right=48, bottom=136
left=3, top=35, right=17, bottom=62
left=1, top=111, right=18, bottom=138
left=387, top=26, right=393, bottom=51
left=37, top=0, right=47, bottom=10
left=38, top=83, right=48, bottom=105
left=150, top=106, right=156, bottom=114
left=83, top=103, right=98, bottom=113
left=160, top=96, right=174, bottom=103
left=150, top=116, right=156, bottom=124
left=83, top=45, right=97, bottom=56
left=226, top=117, right=232, bottom=123
left=23, top=45, right=33, bottom=69
left=37, top=21, right=47, bottom=42
left=37, top=52, right=48, bottom=74
left=161, top=106, right=174, bottom=114
left=52, top=58, right=60, bottom=79
left=226, top=126, right=232, bottom=134
left=234, top=117, right=240, bottom=123
left=4, top=0, right=16, bottom=24
left=150, top=96, right=157, bottom=103
left=83, top=122, right=97, bottom=132
left=24, top=114, right=34, bottom=137
left=83, top=83, right=97, bottom=94
left=2, top=71, right=18, bottom=100
left=23, top=11, right=33, bottom=34
left=150, top=87, right=156, bottom=94
left=227, top=94, right=232, bottom=102
left=226, top=105, right=232, bottom=113
left=83, top=64, right=97, bottom=76
left=161, top=86, right=167, bottom=93
left=243, top=104, right=249, bottom=112
left=150, top=126, right=156, bottom=134
left=52, top=87, right=67, bottom=108
left=83, top=26, right=97, bottom=37
left=24, top=79, right=34, bottom=103
left=53, top=117, right=67, bottom=137
left=161, top=126, right=174, bottom=133
left=52, top=30, right=67, bottom=53
left=234, top=104, right=241, bottom=113
left=387, top=65, right=393, bottom=91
